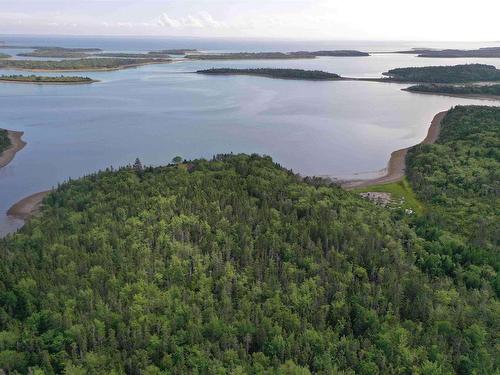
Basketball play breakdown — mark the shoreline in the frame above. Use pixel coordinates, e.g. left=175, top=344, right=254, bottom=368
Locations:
left=7, top=190, right=50, bottom=221
left=341, top=110, right=448, bottom=189
left=401, top=88, right=500, bottom=102
left=0, top=130, right=26, bottom=169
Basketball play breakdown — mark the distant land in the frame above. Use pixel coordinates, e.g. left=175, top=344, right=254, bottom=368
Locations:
left=17, top=47, right=102, bottom=58
left=0, top=53, right=10, bottom=59
left=187, top=50, right=368, bottom=60
left=0, top=57, right=171, bottom=71
left=151, top=49, right=199, bottom=55
left=289, top=50, right=370, bottom=57
left=197, top=68, right=342, bottom=80
left=94, top=52, right=171, bottom=58
left=0, top=74, right=97, bottom=84
left=187, top=52, right=315, bottom=60
left=382, top=64, right=500, bottom=83
left=395, top=47, right=500, bottom=58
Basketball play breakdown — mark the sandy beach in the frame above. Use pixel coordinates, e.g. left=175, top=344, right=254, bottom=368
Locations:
left=342, top=110, right=448, bottom=189
left=7, top=190, right=50, bottom=221
left=0, top=130, right=26, bottom=169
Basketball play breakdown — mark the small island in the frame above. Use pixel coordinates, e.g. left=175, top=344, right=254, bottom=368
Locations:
left=0, top=53, right=10, bottom=59
left=0, top=74, right=98, bottom=84
left=17, top=47, right=102, bottom=58
left=197, top=68, right=342, bottom=80
left=0, top=57, right=171, bottom=71
left=382, top=64, right=500, bottom=83
left=405, top=83, right=500, bottom=97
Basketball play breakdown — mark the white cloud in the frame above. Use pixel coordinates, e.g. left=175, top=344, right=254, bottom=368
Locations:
left=157, top=11, right=225, bottom=29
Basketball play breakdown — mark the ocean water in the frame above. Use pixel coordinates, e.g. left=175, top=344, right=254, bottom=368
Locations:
left=0, top=35, right=499, bottom=234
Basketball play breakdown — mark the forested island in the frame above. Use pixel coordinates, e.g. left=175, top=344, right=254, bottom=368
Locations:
left=406, top=83, right=500, bottom=97
left=0, top=74, right=97, bottom=84
left=0, top=129, right=11, bottom=154
left=197, top=68, right=342, bottom=80
left=383, top=64, right=500, bottom=83
left=0, top=106, right=498, bottom=374
left=17, top=47, right=102, bottom=58
left=0, top=57, right=171, bottom=71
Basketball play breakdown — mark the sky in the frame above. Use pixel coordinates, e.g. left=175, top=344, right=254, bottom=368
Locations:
left=0, top=0, right=499, bottom=41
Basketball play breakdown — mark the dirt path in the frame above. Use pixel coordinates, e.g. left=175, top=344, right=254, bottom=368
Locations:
left=342, top=110, right=448, bottom=189
left=0, top=130, right=26, bottom=169
left=7, top=191, right=50, bottom=220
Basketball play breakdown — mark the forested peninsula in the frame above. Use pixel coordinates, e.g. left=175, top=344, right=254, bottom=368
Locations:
left=0, top=129, right=11, bottom=154
left=382, top=64, right=500, bottom=83
left=0, top=57, right=171, bottom=71
left=197, top=68, right=342, bottom=80
left=0, top=75, right=97, bottom=84
left=0, top=106, right=498, bottom=374
left=405, top=83, right=500, bottom=97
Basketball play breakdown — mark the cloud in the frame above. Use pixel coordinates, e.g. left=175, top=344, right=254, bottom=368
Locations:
left=157, top=11, right=225, bottom=29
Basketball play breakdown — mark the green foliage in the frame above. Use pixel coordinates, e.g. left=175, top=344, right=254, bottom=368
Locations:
left=0, top=152, right=498, bottom=373
left=407, top=83, right=500, bottom=97
left=197, top=68, right=341, bottom=80
left=0, top=57, right=170, bottom=71
left=0, top=129, right=11, bottom=154
left=407, top=106, right=499, bottom=293
left=383, top=64, right=500, bottom=83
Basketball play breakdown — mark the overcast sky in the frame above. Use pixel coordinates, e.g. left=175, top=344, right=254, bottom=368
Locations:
left=1, top=0, right=499, bottom=41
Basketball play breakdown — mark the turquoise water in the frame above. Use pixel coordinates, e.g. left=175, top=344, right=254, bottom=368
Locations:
left=1, top=36, right=499, bottom=234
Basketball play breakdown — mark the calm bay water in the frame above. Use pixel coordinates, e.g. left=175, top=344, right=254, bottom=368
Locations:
left=1, top=36, right=499, bottom=234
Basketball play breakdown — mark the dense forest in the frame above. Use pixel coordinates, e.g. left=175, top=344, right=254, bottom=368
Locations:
left=0, top=104, right=498, bottom=373
left=0, top=129, right=11, bottom=153
left=197, top=68, right=341, bottom=80
left=383, top=64, right=500, bottom=83
left=0, top=75, right=96, bottom=84
left=0, top=57, right=171, bottom=71
left=406, top=106, right=499, bottom=290
left=406, top=83, right=500, bottom=96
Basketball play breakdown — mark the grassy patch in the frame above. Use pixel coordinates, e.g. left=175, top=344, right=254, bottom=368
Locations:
left=353, top=178, right=424, bottom=214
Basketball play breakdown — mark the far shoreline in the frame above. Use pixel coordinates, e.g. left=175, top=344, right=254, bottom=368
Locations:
left=341, top=110, right=448, bottom=189
left=0, top=130, right=26, bottom=169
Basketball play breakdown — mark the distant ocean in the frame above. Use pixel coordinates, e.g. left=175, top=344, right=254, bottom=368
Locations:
left=1, top=34, right=499, bottom=53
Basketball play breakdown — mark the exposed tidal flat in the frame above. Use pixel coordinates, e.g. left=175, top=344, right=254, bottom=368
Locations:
left=0, top=36, right=500, bottom=234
